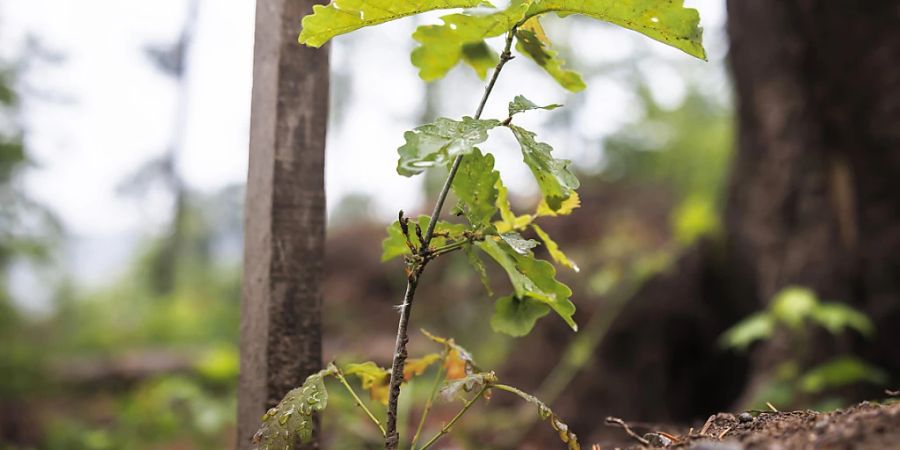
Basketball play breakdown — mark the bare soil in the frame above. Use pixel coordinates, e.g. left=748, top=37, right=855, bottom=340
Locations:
left=607, top=401, right=900, bottom=450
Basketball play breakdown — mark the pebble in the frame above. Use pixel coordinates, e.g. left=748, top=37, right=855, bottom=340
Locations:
left=644, top=432, right=673, bottom=447
left=738, top=412, right=754, bottom=423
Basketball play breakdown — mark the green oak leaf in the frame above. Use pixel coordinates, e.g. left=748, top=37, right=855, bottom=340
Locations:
left=500, top=232, right=539, bottom=254
left=508, top=94, right=562, bottom=117
left=491, top=295, right=550, bottom=337
left=515, top=18, right=586, bottom=92
left=452, top=148, right=500, bottom=227
left=532, top=224, right=579, bottom=272
left=461, top=41, right=500, bottom=80
left=397, top=117, right=501, bottom=176
left=508, top=124, right=579, bottom=211
left=252, top=366, right=335, bottom=448
left=299, top=0, right=488, bottom=47
left=381, top=216, right=468, bottom=261
left=411, top=0, right=534, bottom=81
left=525, top=0, right=706, bottom=60
left=477, top=238, right=577, bottom=331
left=465, top=245, right=493, bottom=296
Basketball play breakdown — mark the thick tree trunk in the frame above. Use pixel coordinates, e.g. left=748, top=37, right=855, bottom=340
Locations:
left=726, top=0, right=900, bottom=395
left=237, top=0, right=329, bottom=448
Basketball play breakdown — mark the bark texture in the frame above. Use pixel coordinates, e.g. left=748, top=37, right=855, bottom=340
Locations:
left=237, top=0, right=329, bottom=448
left=726, top=0, right=900, bottom=391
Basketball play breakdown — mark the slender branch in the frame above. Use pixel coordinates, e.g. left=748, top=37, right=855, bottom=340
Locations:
left=334, top=367, right=387, bottom=437
left=416, top=386, right=489, bottom=450
left=410, top=357, right=447, bottom=449
left=384, top=26, right=520, bottom=450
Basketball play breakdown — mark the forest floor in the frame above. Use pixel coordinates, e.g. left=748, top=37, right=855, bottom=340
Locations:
left=606, top=400, right=900, bottom=450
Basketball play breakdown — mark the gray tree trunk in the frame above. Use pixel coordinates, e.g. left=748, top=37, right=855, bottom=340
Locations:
left=237, top=0, right=329, bottom=448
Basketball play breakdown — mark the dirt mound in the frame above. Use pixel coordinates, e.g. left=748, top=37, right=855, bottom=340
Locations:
left=609, top=401, right=900, bottom=450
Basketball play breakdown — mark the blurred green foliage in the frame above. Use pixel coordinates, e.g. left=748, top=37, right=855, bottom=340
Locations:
left=721, top=286, right=885, bottom=410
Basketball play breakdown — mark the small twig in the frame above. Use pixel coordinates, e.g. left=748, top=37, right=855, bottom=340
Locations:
left=717, top=426, right=733, bottom=440
left=766, top=401, right=779, bottom=412
left=886, top=389, right=899, bottom=397
left=417, top=386, right=489, bottom=450
left=334, top=366, right=387, bottom=437
left=699, top=415, right=714, bottom=436
left=605, top=417, right=650, bottom=446
left=410, top=352, right=448, bottom=449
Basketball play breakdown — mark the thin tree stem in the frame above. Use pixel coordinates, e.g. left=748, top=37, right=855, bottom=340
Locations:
left=384, top=26, right=520, bottom=450
left=416, top=386, right=489, bottom=450
left=334, top=367, right=387, bottom=437
left=409, top=358, right=447, bottom=449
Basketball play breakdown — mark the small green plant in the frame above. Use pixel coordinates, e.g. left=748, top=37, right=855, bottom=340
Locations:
left=254, top=1, right=706, bottom=449
left=721, top=286, right=887, bottom=409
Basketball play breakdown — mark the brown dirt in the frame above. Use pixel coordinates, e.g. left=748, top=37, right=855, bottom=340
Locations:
left=606, top=401, right=900, bottom=450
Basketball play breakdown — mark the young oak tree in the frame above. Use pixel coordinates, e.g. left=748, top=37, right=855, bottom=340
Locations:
left=251, top=1, right=705, bottom=449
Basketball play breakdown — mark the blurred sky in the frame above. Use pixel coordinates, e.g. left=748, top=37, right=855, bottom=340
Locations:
left=0, top=0, right=727, bottom=290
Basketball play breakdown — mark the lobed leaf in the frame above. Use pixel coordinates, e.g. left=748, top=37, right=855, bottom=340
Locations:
left=252, top=366, right=335, bottom=449
left=515, top=18, right=586, bottom=92
left=404, top=353, right=444, bottom=380
left=477, top=238, right=577, bottom=331
left=299, top=0, right=488, bottom=47
left=508, top=124, right=580, bottom=211
left=461, top=41, right=500, bottom=80
left=345, top=362, right=391, bottom=405
left=491, top=295, right=550, bottom=337
left=524, top=0, right=706, bottom=60
left=452, top=148, right=500, bottom=227
left=508, top=94, right=563, bottom=117
left=465, top=245, right=494, bottom=296
left=532, top=224, right=579, bottom=272
left=440, top=372, right=497, bottom=401
left=500, top=232, right=540, bottom=255
left=411, top=0, right=534, bottom=80
left=397, top=117, right=501, bottom=177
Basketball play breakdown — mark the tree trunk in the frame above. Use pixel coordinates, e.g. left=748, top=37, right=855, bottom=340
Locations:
left=726, top=0, right=900, bottom=396
left=237, top=0, right=329, bottom=448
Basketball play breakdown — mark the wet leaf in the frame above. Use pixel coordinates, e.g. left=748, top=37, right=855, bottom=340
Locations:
left=345, top=362, right=391, bottom=405
left=452, top=148, right=500, bottom=227
left=477, top=238, right=578, bottom=331
left=532, top=224, right=579, bottom=272
left=397, top=117, right=501, bottom=176
left=299, top=0, right=487, bottom=47
left=440, top=372, right=497, bottom=401
left=525, top=0, right=706, bottom=60
left=508, top=94, right=563, bottom=116
left=515, top=18, right=585, bottom=92
left=508, top=124, right=579, bottom=211
left=491, top=295, right=550, bottom=337
left=251, top=367, right=335, bottom=449
left=465, top=245, right=494, bottom=296
left=500, top=232, right=539, bottom=255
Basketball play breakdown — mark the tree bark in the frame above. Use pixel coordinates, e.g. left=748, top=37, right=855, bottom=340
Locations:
left=726, top=0, right=900, bottom=395
left=237, top=0, right=329, bottom=448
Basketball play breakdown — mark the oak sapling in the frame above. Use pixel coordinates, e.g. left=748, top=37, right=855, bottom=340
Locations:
left=252, top=1, right=706, bottom=449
